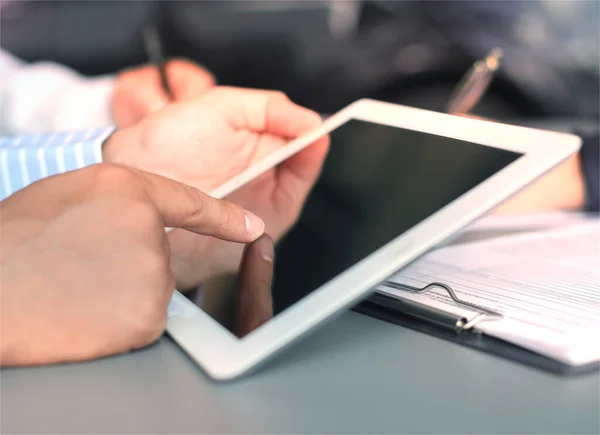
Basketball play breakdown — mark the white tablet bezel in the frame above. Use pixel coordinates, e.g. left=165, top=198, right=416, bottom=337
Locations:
left=166, top=99, right=581, bottom=380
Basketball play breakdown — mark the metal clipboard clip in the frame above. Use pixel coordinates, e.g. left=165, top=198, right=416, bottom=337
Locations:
left=372, top=281, right=504, bottom=333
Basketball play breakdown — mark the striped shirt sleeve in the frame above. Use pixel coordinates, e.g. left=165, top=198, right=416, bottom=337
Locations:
left=0, top=127, right=114, bottom=201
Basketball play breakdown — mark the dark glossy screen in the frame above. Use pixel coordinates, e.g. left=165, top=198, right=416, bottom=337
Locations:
left=194, top=119, right=522, bottom=336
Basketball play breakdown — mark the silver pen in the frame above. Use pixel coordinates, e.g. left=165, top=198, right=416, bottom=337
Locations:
left=446, top=48, right=503, bottom=115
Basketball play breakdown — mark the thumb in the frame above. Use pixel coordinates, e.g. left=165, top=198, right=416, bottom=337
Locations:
left=234, top=234, right=275, bottom=337
left=133, top=73, right=170, bottom=114
left=167, top=59, right=216, bottom=101
left=113, top=66, right=171, bottom=127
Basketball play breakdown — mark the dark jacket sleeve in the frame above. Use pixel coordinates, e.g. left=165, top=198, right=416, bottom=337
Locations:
left=579, top=132, right=599, bottom=212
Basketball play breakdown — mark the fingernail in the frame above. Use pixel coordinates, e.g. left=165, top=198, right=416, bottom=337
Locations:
left=245, top=212, right=265, bottom=238
left=260, top=238, right=274, bottom=263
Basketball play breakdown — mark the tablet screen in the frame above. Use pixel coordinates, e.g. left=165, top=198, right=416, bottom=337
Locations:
left=191, top=119, right=523, bottom=336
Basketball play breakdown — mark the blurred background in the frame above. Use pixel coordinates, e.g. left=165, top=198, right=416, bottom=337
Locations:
left=2, top=0, right=599, bottom=121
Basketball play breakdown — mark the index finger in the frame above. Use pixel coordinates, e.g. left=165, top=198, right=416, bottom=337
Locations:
left=133, top=167, right=265, bottom=242
left=167, top=58, right=216, bottom=100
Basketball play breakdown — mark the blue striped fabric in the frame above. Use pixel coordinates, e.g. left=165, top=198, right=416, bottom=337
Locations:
left=0, top=127, right=114, bottom=201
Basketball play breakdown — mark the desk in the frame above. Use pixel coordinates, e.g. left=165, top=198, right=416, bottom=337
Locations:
left=2, top=218, right=600, bottom=434
left=2, top=311, right=599, bottom=434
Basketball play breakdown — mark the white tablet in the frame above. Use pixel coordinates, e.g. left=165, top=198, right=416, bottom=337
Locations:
left=166, top=99, right=581, bottom=380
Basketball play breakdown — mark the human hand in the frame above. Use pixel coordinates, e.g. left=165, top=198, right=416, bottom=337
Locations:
left=0, top=164, right=264, bottom=366
left=112, top=58, right=215, bottom=128
left=166, top=130, right=328, bottom=290
left=105, top=86, right=326, bottom=193
left=103, top=87, right=328, bottom=289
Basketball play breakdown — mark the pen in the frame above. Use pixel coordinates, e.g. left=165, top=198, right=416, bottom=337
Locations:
left=446, top=47, right=503, bottom=115
left=142, top=19, right=174, bottom=100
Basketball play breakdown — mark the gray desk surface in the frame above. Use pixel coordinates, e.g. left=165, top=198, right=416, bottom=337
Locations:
left=2, top=313, right=599, bottom=434
left=2, top=228, right=600, bottom=434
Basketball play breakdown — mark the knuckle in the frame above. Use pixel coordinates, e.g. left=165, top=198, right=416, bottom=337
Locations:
left=270, top=91, right=290, bottom=104
left=179, top=186, right=205, bottom=225
left=218, top=203, right=235, bottom=234
left=132, top=299, right=168, bottom=346
left=86, top=163, right=138, bottom=192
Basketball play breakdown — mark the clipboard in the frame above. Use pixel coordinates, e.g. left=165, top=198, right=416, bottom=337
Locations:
left=354, top=280, right=600, bottom=376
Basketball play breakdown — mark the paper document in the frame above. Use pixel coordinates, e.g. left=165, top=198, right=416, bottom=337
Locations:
left=377, top=222, right=600, bottom=366
left=436, top=211, right=598, bottom=249
left=464, top=211, right=598, bottom=233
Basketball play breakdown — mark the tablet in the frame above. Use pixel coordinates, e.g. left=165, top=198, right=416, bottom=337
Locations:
left=166, top=99, right=581, bottom=380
